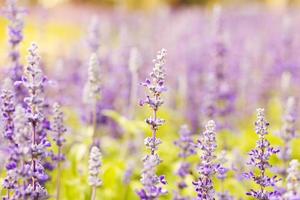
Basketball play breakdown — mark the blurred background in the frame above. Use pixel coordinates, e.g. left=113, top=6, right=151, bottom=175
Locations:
left=1, top=0, right=300, bottom=199
left=0, top=0, right=299, bottom=10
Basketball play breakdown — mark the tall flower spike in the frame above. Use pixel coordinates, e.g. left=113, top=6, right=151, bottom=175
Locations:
left=278, top=96, right=297, bottom=177
left=216, top=151, right=233, bottom=200
left=21, top=43, right=49, bottom=199
left=87, top=16, right=100, bottom=53
left=89, top=146, right=102, bottom=200
left=0, top=78, right=19, bottom=199
left=52, top=103, right=67, bottom=200
left=173, top=125, right=196, bottom=200
left=83, top=53, right=101, bottom=106
left=1, top=79, right=15, bottom=140
left=202, top=5, right=234, bottom=130
left=52, top=103, right=67, bottom=149
left=4, top=0, right=27, bottom=103
left=137, top=49, right=168, bottom=200
left=244, top=108, right=280, bottom=200
left=128, top=47, right=141, bottom=119
left=284, top=160, right=300, bottom=199
left=193, top=120, right=218, bottom=200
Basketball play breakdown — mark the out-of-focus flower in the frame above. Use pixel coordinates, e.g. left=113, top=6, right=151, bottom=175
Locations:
left=173, top=125, right=196, bottom=200
left=278, top=97, right=297, bottom=176
left=52, top=103, right=67, bottom=149
left=3, top=0, right=27, bottom=104
left=284, top=160, right=300, bottom=199
left=88, top=146, right=102, bottom=187
left=83, top=53, right=101, bottom=106
left=216, top=151, right=233, bottom=200
left=87, top=16, right=100, bottom=53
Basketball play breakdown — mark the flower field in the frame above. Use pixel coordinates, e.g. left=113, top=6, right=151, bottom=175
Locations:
left=1, top=0, right=300, bottom=200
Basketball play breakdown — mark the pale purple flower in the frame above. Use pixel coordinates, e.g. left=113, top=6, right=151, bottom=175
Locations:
left=3, top=0, right=27, bottom=104
left=216, top=151, right=233, bottom=200
left=278, top=97, right=297, bottom=177
left=88, top=146, right=102, bottom=187
left=87, top=16, right=100, bottom=53
left=83, top=53, right=101, bottom=106
left=173, top=125, right=196, bottom=200
left=283, top=160, right=300, bottom=200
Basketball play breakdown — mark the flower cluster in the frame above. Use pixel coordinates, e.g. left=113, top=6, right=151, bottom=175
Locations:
left=4, top=0, right=27, bottom=103
left=244, top=108, right=280, bottom=200
left=88, top=146, right=102, bottom=187
left=202, top=6, right=235, bottom=128
left=51, top=103, right=67, bottom=162
left=283, top=159, right=300, bottom=199
left=1, top=79, right=18, bottom=199
left=20, top=43, right=51, bottom=199
left=87, top=16, right=100, bottom=53
left=278, top=97, right=297, bottom=176
left=137, top=49, right=168, bottom=200
left=173, top=125, right=196, bottom=200
left=216, top=151, right=233, bottom=200
left=193, top=120, right=218, bottom=200
left=83, top=53, right=101, bottom=106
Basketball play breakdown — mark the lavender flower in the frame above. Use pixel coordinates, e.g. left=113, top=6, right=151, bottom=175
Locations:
left=173, top=125, right=196, bottom=200
left=193, top=120, right=217, bottom=200
left=202, top=6, right=235, bottom=129
left=216, top=151, right=233, bottom=200
left=1, top=79, right=15, bottom=141
left=3, top=0, right=27, bottom=103
left=52, top=103, right=66, bottom=156
left=0, top=78, right=18, bottom=199
left=137, top=49, right=168, bottom=199
left=128, top=47, right=141, bottom=119
left=83, top=53, right=101, bottom=106
left=244, top=108, right=280, bottom=200
left=83, top=53, right=101, bottom=141
left=13, top=105, right=33, bottom=198
left=21, top=43, right=50, bottom=199
left=13, top=105, right=31, bottom=155
left=88, top=146, right=102, bottom=200
left=87, top=16, right=100, bottom=53
left=51, top=103, right=67, bottom=200
left=278, top=97, right=297, bottom=177
left=284, top=160, right=300, bottom=199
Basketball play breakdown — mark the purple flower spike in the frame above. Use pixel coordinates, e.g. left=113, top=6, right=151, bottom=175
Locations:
left=137, top=49, right=168, bottom=200
left=3, top=0, right=27, bottom=104
left=20, top=43, right=50, bottom=199
left=278, top=97, right=298, bottom=177
left=283, top=160, right=300, bottom=199
left=193, top=120, right=218, bottom=200
left=173, top=125, right=196, bottom=200
left=0, top=78, right=19, bottom=198
left=244, top=108, right=281, bottom=200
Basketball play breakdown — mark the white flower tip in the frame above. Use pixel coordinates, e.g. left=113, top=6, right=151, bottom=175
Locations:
left=206, top=120, right=216, bottom=131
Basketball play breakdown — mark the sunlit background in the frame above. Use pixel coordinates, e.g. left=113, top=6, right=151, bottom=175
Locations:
left=1, top=0, right=300, bottom=199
